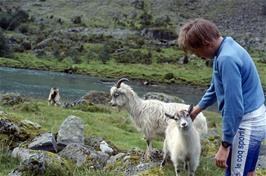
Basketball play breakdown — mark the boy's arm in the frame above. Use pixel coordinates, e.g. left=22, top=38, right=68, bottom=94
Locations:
left=191, top=80, right=217, bottom=120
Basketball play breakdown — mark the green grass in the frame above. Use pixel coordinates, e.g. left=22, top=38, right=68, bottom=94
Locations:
left=0, top=147, right=19, bottom=176
left=1, top=99, right=265, bottom=175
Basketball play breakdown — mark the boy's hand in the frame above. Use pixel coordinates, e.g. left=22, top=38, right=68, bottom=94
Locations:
left=190, top=105, right=202, bottom=121
left=215, top=145, right=230, bottom=168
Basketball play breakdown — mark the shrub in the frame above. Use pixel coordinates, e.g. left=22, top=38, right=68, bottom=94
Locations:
left=0, top=12, right=12, bottom=29
left=139, top=11, right=153, bottom=27
left=113, top=49, right=152, bottom=64
left=164, top=72, right=174, bottom=80
left=156, top=54, right=178, bottom=64
left=99, top=44, right=111, bottom=64
left=0, top=9, right=29, bottom=30
left=18, top=23, right=29, bottom=34
left=0, top=30, right=11, bottom=57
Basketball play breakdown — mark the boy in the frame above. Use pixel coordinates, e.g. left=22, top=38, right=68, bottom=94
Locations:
left=178, top=18, right=266, bottom=176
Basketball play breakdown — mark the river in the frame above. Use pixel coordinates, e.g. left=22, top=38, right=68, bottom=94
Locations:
left=0, top=66, right=218, bottom=111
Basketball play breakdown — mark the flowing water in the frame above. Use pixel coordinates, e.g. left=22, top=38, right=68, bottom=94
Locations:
left=0, top=66, right=217, bottom=111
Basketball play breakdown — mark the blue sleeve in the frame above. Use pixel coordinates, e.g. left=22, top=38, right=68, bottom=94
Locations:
left=198, top=78, right=217, bottom=110
left=219, top=56, right=244, bottom=144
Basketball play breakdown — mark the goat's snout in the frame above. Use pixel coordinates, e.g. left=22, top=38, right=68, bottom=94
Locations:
left=180, top=120, right=188, bottom=128
left=110, top=100, right=117, bottom=106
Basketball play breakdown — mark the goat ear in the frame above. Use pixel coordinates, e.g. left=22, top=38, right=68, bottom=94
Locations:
left=165, top=113, right=175, bottom=120
left=188, top=104, right=194, bottom=115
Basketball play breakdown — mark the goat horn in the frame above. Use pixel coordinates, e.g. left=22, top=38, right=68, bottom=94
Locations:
left=188, top=104, right=194, bottom=115
left=165, top=113, right=175, bottom=120
left=116, top=78, right=129, bottom=88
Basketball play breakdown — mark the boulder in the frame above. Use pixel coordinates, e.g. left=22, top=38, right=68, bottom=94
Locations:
left=0, top=93, right=25, bottom=106
left=11, top=147, right=73, bottom=176
left=85, top=136, right=119, bottom=155
left=0, top=116, right=42, bottom=149
left=257, top=144, right=266, bottom=169
left=28, top=132, right=57, bottom=152
left=143, top=92, right=185, bottom=103
left=57, top=115, right=84, bottom=149
left=59, top=143, right=109, bottom=168
left=82, top=91, right=111, bottom=105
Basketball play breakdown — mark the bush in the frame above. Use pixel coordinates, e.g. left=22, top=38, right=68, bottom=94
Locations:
left=0, top=9, right=29, bottom=30
left=99, top=44, right=111, bottom=64
left=0, top=30, right=11, bottom=57
left=164, top=72, right=174, bottom=80
left=139, top=11, right=153, bottom=27
left=156, top=54, right=178, bottom=64
left=113, top=49, right=152, bottom=64
left=0, top=12, right=12, bottom=29
left=154, top=15, right=172, bottom=27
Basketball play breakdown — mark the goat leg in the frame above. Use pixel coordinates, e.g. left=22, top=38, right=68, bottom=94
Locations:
left=144, top=139, right=152, bottom=160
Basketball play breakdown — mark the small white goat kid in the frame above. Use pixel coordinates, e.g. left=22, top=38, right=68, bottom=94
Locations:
left=110, top=78, right=207, bottom=159
left=161, top=105, right=201, bottom=176
left=48, top=87, right=61, bottom=106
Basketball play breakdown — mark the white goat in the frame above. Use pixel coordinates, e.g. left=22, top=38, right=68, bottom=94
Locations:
left=48, top=87, right=61, bottom=106
left=161, top=105, right=201, bottom=176
left=110, top=78, right=207, bottom=159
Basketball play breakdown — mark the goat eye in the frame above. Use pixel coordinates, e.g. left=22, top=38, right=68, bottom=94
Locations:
left=113, top=92, right=120, bottom=98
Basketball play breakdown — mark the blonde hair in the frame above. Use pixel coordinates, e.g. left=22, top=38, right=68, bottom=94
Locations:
left=178, top=18, right=221, bottom=51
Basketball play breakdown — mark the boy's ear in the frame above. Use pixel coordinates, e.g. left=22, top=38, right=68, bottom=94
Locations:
left=202, top=40, right=211, bottom=47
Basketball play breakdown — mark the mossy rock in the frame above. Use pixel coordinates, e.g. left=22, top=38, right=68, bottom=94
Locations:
left=0, top=93, right=26, bottom=106
left=139, top=167, right=164, bottom=176
left=12, top=148, right=74, bottom=176
left=0, top=114, right=43, bottom=149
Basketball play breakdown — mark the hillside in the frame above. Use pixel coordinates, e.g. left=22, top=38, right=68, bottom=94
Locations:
left=2, top=0, right=266, bottom=50
left=0, top=0, right=266, bottom=87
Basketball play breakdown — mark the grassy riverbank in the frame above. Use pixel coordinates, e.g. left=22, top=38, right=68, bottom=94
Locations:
left=1, top=98, right=266, bottom=176
left=1, top=51, right=266, bottom=89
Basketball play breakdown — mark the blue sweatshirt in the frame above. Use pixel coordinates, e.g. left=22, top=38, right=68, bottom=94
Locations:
left=198, top=37, right=265, bottom=144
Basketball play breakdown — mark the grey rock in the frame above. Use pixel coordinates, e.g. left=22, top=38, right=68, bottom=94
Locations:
left=85, top=136, right=120, bottom=155
left=11, top=147, right=72, bottom=176
left=28, top=132, right=57, bottom=152
left=12, top=147, right=33, bottom=161
left=100, top=140, right=114, bottom=155
left=143, top=92, right=185, bottom=103
left=0, top=119, right=20, bottom=135
left=257, top=155, right=266, bottom=169
left=82, top=91, right=111, bottom=105
left=259, top=144, right=266, bottom=156
left=125, top=162, right=159, bottom=176
left=8, top=169, right=22, bottom=176
left=59, top=143, right=109, bottom=168
left=107, top=153, right=126, bottom=165
left=21, top=120, right=41, bottom=129
left=57, top=115, right=84, bottom=148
